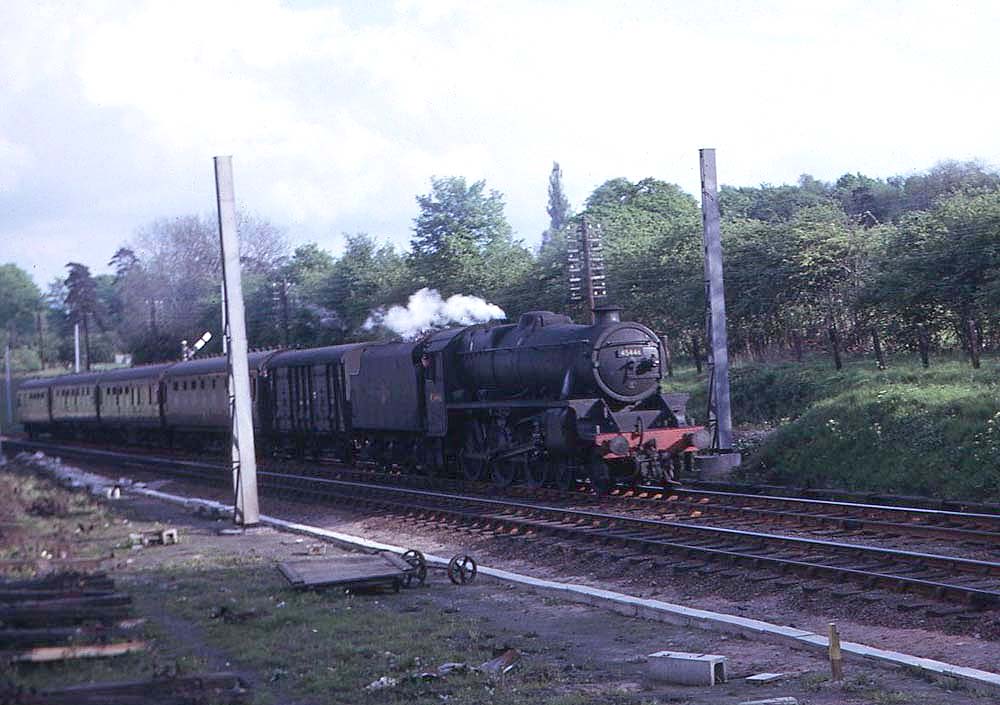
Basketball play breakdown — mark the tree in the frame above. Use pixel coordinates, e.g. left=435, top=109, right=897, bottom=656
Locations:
left=324, top=234, right=410, bottom=337
left=720, top=176, right=833, bottom=222
left=581, top=178, right=702, bottom=315
left=64, top=263, right=101, bottom=369
left=409, top=176, right=530, bottom=298
left=0, top=263, right=42, bottom=342
left=544, top=162, right=572, bottom=243
left=121, top=211, right=290, bottom=358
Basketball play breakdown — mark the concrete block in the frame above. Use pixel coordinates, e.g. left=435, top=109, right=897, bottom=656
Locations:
left=746, top=672, right=786, bottom=684
left=646, top=651, right=728, bottom=686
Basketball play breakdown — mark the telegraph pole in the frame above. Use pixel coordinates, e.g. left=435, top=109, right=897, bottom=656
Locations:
left=568, top=218, right=606, bottom=322
left=697, top=148, right=740, bottom=475
left=214, top=156, right=259, bottom=526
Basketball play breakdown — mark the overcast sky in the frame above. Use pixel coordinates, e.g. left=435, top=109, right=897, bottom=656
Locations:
left=3, top=0, right=999, bottom=288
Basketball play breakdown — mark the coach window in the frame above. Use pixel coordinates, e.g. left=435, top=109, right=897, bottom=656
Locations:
left=200, top=379, right=205, bottom=390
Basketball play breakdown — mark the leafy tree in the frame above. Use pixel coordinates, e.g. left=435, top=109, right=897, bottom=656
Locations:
left=720, top=175, right=833, bottom=222
left=410, top=177, right=531, bottom=298
left=64, top=263, right=102, bottom=369
left=544, top=162, right=572, bottom=243
left=579, top=178, right=703, bottom=338
left=0, top=263, right=42, bottom=340
left=324, top=234, right=410, bottom=338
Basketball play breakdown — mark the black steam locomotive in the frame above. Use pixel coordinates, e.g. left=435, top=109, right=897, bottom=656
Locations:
left=17, top=306, right=698, bottom=491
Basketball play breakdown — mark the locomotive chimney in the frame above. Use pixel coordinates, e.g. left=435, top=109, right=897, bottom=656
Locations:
left=592, top=304, right=622, bottom=324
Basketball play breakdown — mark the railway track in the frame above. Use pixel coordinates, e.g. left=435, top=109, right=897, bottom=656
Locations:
left=8, top=437, right=1000, bottom=550
left=7, top=438, right=1000, bottom=608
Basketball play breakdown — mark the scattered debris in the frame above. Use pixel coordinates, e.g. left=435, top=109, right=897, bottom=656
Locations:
left=7, top=641, right=147, bottom=663
left=478, top=648, right=521, bottom=676
left=209, top=606, right=266, bottom=624
left=363, top=675, right=399, bottom=692
left=129, top=528, right=180, bottom=547
left=415, top=661, right=470, bottom=680
left=27, top=497, right=68, bottom=518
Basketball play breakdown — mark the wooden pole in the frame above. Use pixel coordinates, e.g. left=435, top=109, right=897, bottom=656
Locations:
left=968, top=318, right=981, bottom=369
left=660, top=335, right=674, bottom=378
left=214, top=156, right=259, bottom=526
left=581, top=219, right=595, bottom=324
left=828, top=622, right=843, bottom=679
left=871, top=328, right=885, bottom=370
left=917, top=326, right=930, bottom=368
left=828, top=326, right=843, bottom=370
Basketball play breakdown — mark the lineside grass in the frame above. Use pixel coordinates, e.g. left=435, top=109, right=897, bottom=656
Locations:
left=665, top=354, right=1000, bottom=501
left=134, top=564, right=628, bottom=705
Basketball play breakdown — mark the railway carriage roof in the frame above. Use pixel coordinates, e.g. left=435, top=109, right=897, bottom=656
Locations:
left=265, top=344, right=367, bottom=369
left=163, top=351, right=275, bottom=378
left=98, top=364, right=175, bottom=384
left=18, top=377, right=56, bottom=389
left=47, top=371, right=104, bottom=387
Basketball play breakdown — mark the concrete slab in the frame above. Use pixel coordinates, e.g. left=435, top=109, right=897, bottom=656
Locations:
left=646, top=650, right=728, bottom=686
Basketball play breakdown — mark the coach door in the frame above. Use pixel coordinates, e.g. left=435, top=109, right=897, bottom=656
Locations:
left=312, top=365, right=331, bottom=434
left=287, top=366, right=314, bottom=434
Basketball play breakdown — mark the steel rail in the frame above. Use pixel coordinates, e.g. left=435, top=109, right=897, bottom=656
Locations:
left=258, top=473, right=1000, bottom=606
left=8, top=438, right=1000, bottom=548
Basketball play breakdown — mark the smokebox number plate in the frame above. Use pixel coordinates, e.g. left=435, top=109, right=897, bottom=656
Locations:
left=615, top=347, right=646, bottom=358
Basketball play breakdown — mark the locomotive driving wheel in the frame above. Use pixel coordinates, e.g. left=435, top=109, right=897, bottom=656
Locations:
left=552, top=459, right=576, bottom=491
left=523, top=456, right=548, bottom=488
left=588, top=456, right=612, bottom=495
left=459, top=425, right=489, bottom=481
left=492, top=454, right=525, bottom=487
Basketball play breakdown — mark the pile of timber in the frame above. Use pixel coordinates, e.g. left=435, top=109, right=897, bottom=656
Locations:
left=1, top=572, right=252, bottom=704
left=2, top=673, right=251, bottom=705
left=0, top=572, right=145, bottom=664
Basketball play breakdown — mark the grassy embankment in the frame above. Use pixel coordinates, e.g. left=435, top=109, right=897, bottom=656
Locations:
left=664, top=354, right=1000, bottom=502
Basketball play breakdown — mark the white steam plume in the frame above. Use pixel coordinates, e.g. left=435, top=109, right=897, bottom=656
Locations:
left=364, top=288, right=506, bottom=339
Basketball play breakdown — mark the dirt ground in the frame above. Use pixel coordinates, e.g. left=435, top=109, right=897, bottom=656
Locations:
left=2, top=456, right=997, bottom=704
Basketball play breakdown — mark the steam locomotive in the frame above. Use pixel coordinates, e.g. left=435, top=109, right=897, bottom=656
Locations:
left=16, top=306, right=699, bottom=491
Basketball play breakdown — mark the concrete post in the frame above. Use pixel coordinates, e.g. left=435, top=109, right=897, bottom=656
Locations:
left=221, top=281, right=239, bottom=490
left=4, top=345, right=12, bottom=431
left=214, top=156, right=259, bottom=526
left=700, top=148, right=734, bottom=451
